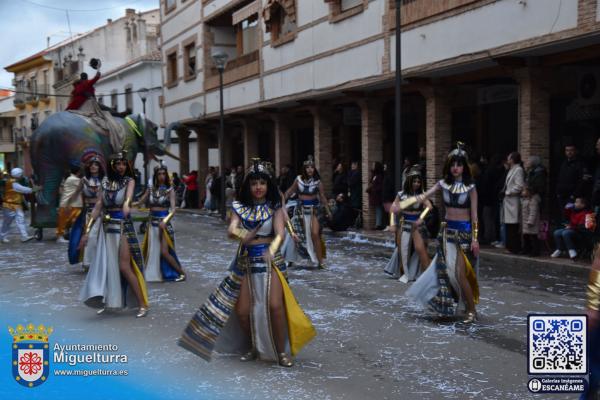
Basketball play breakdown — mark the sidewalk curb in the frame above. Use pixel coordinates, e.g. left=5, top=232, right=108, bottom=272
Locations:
left=324, top=230, right=592, bottom=274
left=177, top=208, right=592, bottom=274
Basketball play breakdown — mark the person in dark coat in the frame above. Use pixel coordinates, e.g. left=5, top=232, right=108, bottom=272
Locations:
left=277, top=164, right=295, bottom=196
left=328, top=193, right=355, bottom=231
left=367, top=161, right=384, bottom=230
left=556, top=144, right=587, bottom=220
left=332, top=162, right=348, bottom=199
left=347, top=161, right=362, bottom=211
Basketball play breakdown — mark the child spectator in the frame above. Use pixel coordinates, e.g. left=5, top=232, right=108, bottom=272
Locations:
left=551, top=197, right=591, bottom=260
left=521, top=185, right=541, bottom=257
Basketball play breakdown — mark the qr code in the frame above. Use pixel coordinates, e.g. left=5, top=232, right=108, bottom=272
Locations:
left=528, top=315, right=587, bottom=374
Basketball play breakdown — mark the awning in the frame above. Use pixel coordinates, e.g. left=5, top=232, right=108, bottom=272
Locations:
left=232, top=0, right=260, bottom=25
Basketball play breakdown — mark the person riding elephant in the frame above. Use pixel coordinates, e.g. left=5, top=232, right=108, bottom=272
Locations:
left=30, top=112, right=177, bottom=228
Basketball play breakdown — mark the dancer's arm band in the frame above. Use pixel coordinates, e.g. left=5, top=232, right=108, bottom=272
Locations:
left=587, top=270, right=600, bottom=311
left=389, top=212, right=396, bottom=227
left=85, top=218, right=95, bottom=235
left=162, top=211, right=174, bottom=224
left=472, top=221, right=479, bottom=241
left=419, top=207, right=431, bottom=220
left=124, top=197, right=132, bottom=208
left=269, top=234, right=283, bottom=256
left=285, top=220, right=295, bottom=235
left=231, top=227, right=248, bottom=241
left=398, top=196, right=418, bottom=210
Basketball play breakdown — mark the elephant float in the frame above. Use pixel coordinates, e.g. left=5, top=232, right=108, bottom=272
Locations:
left=29, top=111, right=175, bottom=234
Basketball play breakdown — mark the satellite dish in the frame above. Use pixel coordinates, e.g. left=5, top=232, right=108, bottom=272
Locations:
left=189, top=102, right=204, bottom=119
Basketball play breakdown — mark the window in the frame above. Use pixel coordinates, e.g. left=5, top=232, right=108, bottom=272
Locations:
left=263, top=0, right=297, bottom=45
left=111, top=90, right=118, bottom=110
left=326, top=0, right=365, bottom=22
left=237, top=17, right=259, bottom=56
left=166, top=50, right=178, bottom=86
left=165, top=0, right=176, bottom=14
left=41, top=70, right=49, bottom=97
left=125, top=87, right=133, bottom=112
left=98, top=96, right=104, bottom=105
left=184, top=42, right=196, bottom=79
left=341, top=0, right=362, bottom=11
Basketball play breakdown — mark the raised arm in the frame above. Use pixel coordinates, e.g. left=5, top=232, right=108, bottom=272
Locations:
left=134, top=188, right=150, bottom=207
left=418, top=181, right=441, bottom=202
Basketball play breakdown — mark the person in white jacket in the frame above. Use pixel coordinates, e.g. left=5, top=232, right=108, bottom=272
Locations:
left=502, top=152, right=525, bottom=254
left=0, top=168, right=39, bottom=243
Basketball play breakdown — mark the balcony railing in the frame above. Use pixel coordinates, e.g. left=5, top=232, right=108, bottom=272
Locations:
left=204, top=50, right=260, bottom=91
left=13, top=91, right=26, bottom=107
left=392, top=0, right=481, bottom=27
left=38, top=84, right=50, bottom=101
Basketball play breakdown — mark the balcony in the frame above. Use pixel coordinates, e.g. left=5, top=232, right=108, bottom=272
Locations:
left=38, top=84, right=50, bottom=102
left=26, top=92, right=39, bottom=106
left=13, top=92, right=26, bottom=109
left=204, top=50, right=260, bottom=91
left=391, top=0, right=481, bottom=28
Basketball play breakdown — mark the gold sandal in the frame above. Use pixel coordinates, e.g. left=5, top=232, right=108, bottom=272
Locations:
left=240, top=349, right=257, bottom=362
left=462, top=311, right=477, bottom=324
left=136, top=307, right=149, bottom=318
left=278, top=352, right=293, bottom=367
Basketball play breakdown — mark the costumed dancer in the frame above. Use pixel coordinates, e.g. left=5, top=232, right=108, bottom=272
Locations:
left=0, top=168, right=37, bottom=243
left=56, top=165, right=82, bottom=243
left=281, top=156, right=332, bottom=269
left=583, top=244, right=600, bottom=399
left=78, top=151, right=149, bottom=318
left=137, top=161, right=186, bottom=282
left=68, top=155, right=104, bottom=270
left=405, top=143, right=480, bottom=323
left=385, top=165, right=433, bottom=282
left=179, top=159, right=315, bottom=367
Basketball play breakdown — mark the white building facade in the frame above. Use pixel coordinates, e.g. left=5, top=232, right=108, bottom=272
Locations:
left=160, top=0, right=600, bottom=226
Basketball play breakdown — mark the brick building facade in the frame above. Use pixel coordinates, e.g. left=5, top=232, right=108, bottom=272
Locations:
left=160, top=0, right=600, bottom=228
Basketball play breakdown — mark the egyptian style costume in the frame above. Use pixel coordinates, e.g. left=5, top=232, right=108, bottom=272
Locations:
left=584, top=261, right=600, bottom=398
left=141, top=184, right=182, bottom=282
left=179, top=198, right=315, bottom=363
left=79, top=174, right=149, bottom=310
left=406, top=147, right=480, bottom=317
left=281, top=173, right=326, bottom=266
left=69, top=175, right=102, bottom=268
left=384, top=189, right=429, bottom=282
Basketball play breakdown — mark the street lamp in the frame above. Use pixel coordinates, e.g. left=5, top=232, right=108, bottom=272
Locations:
left=138, top=87, right=150, bottom=189
left=212, top=50, right=228, bottom=220
left=138, top=87, right=149, bottom=115
left=394, top=0, right=403, bottom=191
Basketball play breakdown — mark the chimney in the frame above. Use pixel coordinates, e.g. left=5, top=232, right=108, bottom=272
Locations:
left=137, top=17, right=148, bottom=55
left=107, top=18, right=112, bottom=24
left=126, top=8, right=136, bottom=17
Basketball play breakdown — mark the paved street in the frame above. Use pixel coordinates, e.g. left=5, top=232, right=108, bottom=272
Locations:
left=0, top=212, right=589, bottom=399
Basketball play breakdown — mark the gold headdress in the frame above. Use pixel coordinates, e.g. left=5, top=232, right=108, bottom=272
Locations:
left=405, top=164, right=423, bottom=179
left=303, top=155, right=315, bottom=167
left=153, top=159, right=168, bottom=174
left=447, top=141, right=469, bottom=161
left=247, top=158, right=274, bottom=178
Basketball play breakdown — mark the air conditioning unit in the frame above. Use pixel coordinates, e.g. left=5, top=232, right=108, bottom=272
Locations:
left=577, top=70, right=600, bottom=105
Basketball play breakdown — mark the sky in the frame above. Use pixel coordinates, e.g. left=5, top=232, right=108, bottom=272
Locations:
left=0, top=0, right=159, bottom=90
